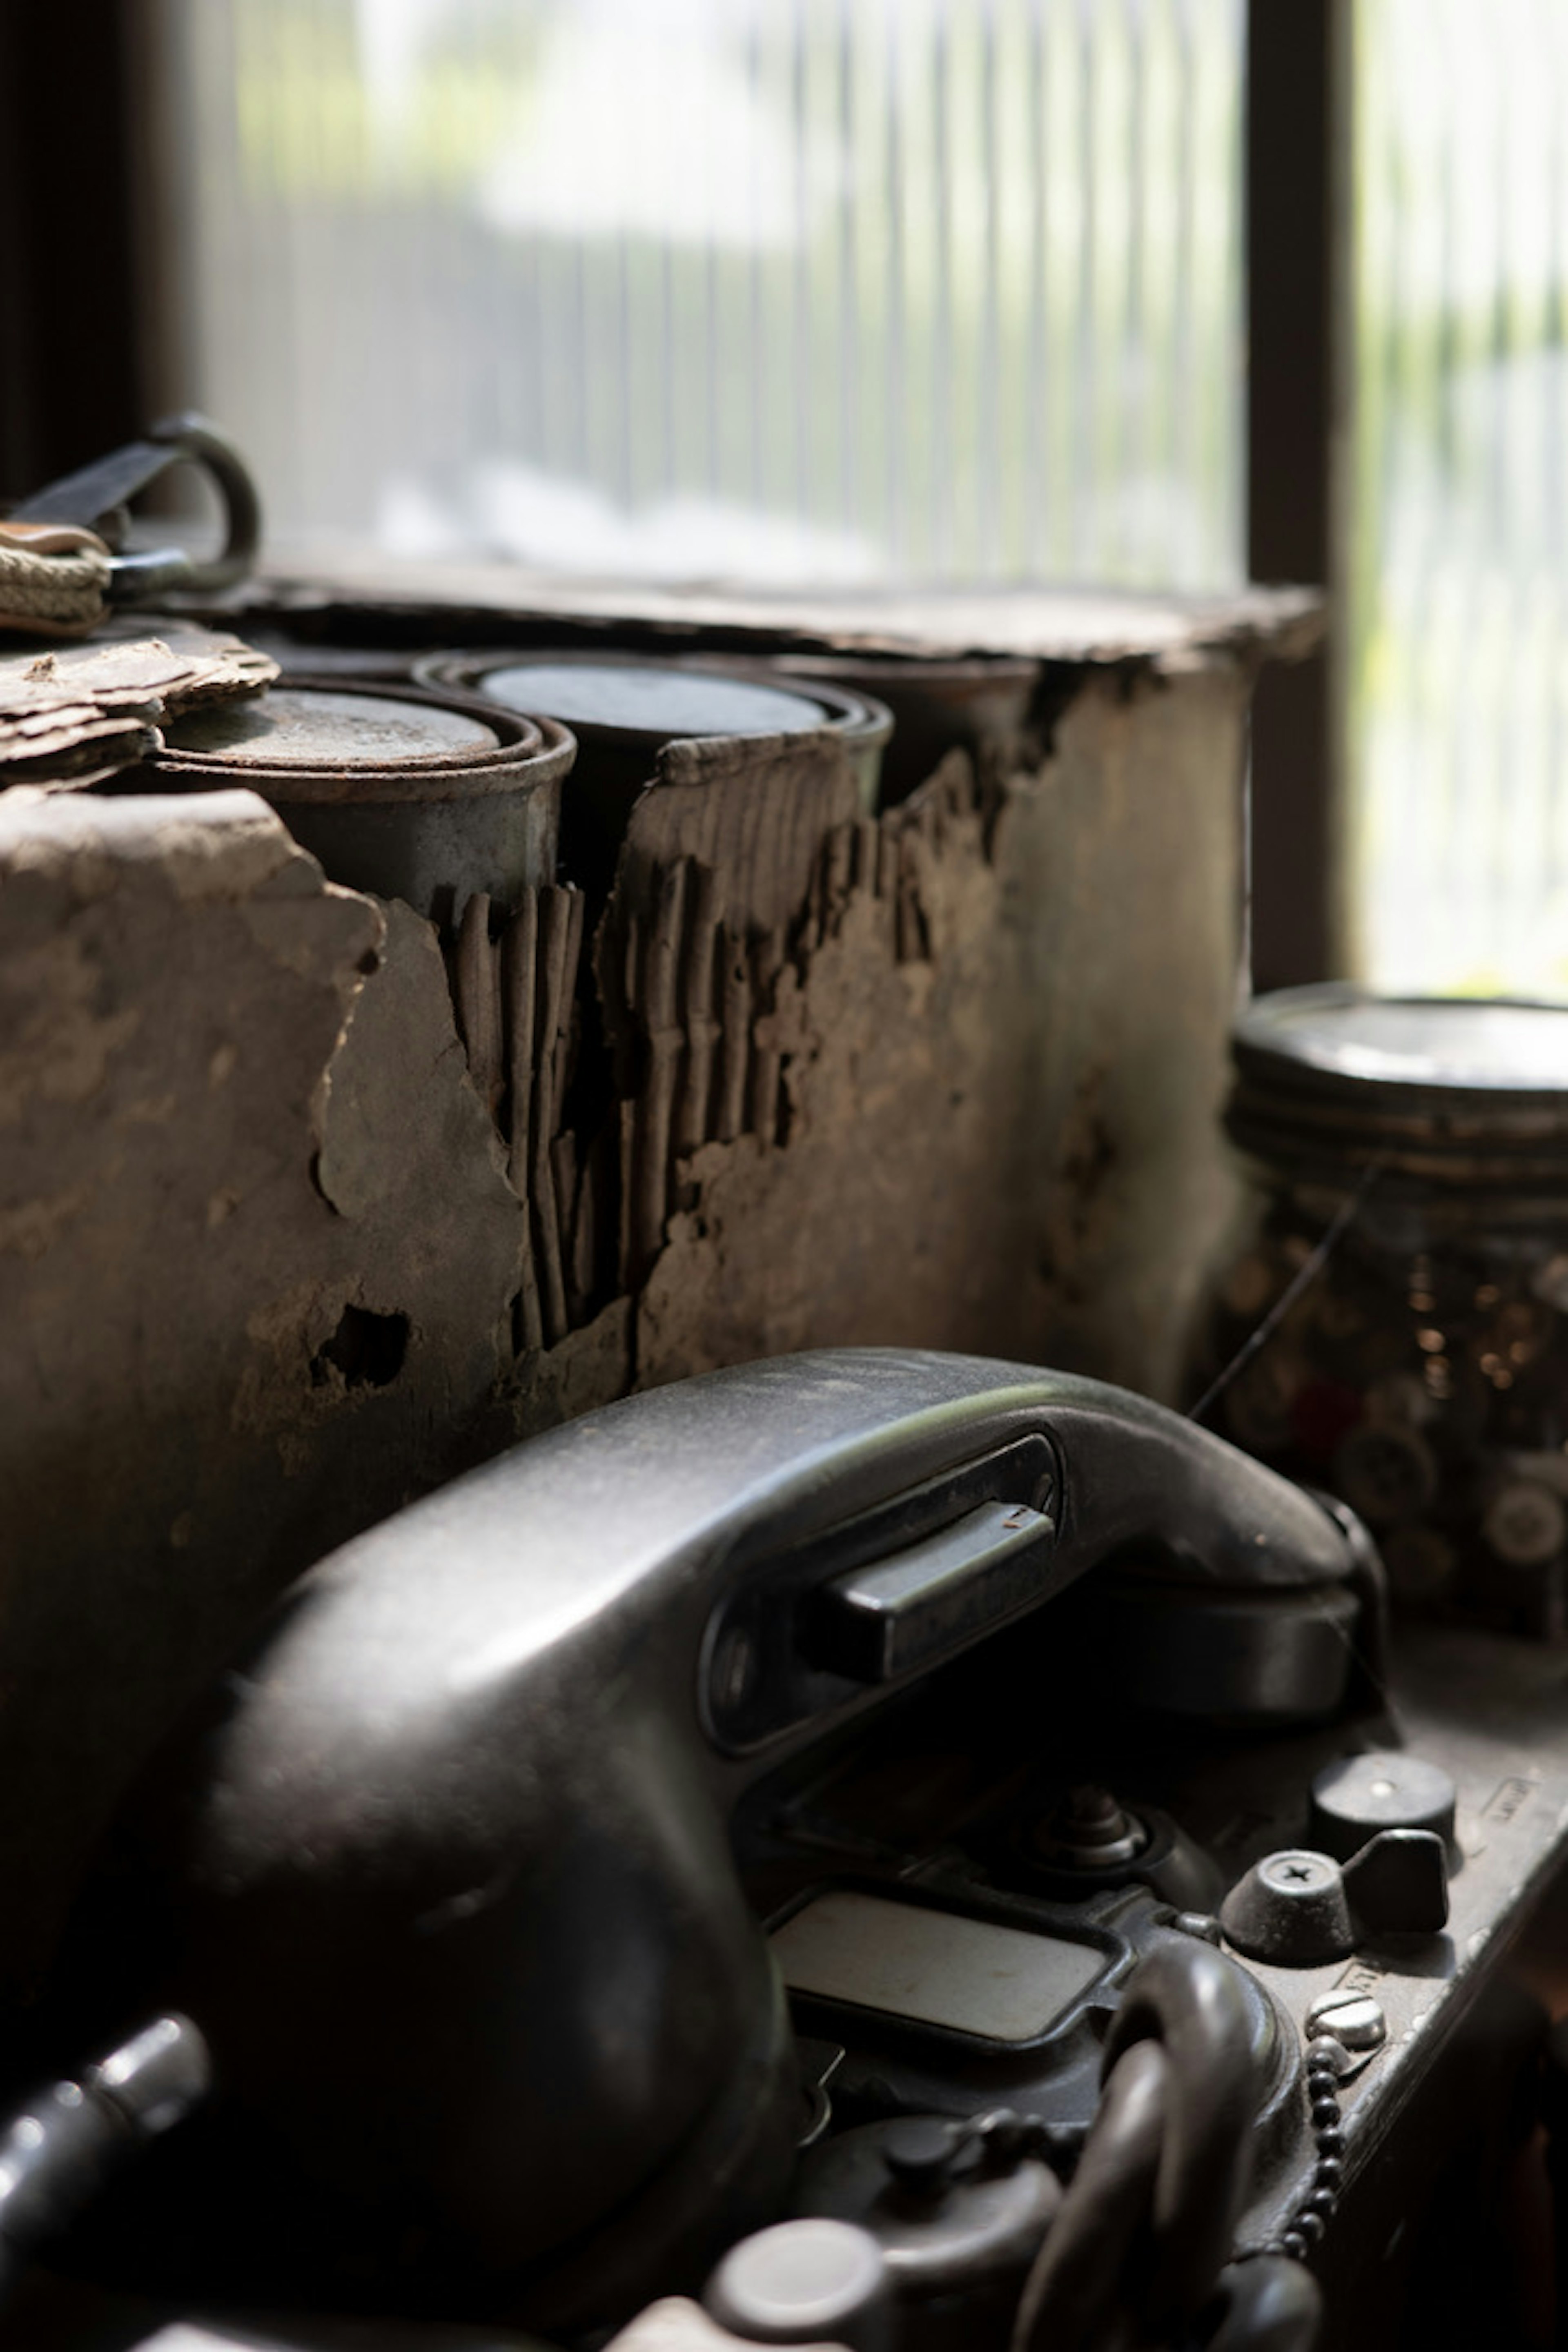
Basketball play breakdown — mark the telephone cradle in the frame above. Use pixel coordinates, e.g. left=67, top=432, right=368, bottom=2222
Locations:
left=3, top=1348, right=1568, bottom=2352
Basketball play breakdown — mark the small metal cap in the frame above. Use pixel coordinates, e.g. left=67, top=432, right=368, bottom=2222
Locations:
left=704, top=2218, right=888, bottom=2347
left=1483, top=1479, right=1567, bottom=1567
left=1310, top=1752, right=1457, bottom=1862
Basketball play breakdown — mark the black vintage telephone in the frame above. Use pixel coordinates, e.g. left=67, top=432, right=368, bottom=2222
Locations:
left=15, top=1347, right=1399, bottom=2349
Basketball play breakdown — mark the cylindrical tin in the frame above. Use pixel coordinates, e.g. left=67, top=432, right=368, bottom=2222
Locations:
left=773, top=653, right=1042, bottom=805
left=147, top=675, right=574, bottom=923
left=1198, top=986, right=1568, bottom=1636
left=415, top=650, right=891, bottom=898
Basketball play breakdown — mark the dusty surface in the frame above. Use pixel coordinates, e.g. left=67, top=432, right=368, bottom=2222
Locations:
left=0, top=623, right=278, bottom=785
left=0, top=637, right=1250, bottom=1997
left=244, top=556, right=1323, bottom=668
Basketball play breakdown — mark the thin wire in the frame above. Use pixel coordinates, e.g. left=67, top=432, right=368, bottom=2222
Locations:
left=1186, top=1156, right=1387, bottom=1427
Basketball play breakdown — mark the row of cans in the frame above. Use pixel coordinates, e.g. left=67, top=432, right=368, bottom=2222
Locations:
left=135, top=644, right=1045, bottom=926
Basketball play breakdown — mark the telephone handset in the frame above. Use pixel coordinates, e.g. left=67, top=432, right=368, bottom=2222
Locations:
left=54, top=1349, right=1381, bottom=2332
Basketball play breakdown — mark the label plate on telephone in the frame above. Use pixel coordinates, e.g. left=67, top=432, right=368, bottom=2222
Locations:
left=771, top=1889, right=1106, bottom=2044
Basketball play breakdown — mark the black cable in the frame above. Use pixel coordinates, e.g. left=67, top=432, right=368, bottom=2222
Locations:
left=1187, top=1157, right=1385, bottom=1429
left=1011, top=1939, right=1267, bottom=2352
left=1197, top=2258, right=1323, bottom=2352
left=1100, top=1940, right=1261, bottom=2326
left=1009, top=2038, right=1169, bottom=2352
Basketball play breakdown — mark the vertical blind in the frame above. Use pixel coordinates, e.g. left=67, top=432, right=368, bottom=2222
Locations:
left=167, top=4, right=1568, bottom=994
left=1355, top=0, right=1568, bottom=998
left=169, top=0, right=1245, bottom=592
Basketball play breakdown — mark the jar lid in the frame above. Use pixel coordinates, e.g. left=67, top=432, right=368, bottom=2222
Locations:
left=1229, top=985, right=1568, bottom=1184
left=460, top=658, right=829, bottom=744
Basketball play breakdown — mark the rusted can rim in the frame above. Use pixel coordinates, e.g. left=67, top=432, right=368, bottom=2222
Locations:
left=774, top=649, right=1040, bottom=697
left=668, top=651, right=893, bottom=753
left=150, top=673, right=577, bottom=805
left=413, top=646, right=893, bottom=766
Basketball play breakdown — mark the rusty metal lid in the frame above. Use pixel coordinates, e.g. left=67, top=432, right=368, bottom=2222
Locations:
left=772, top=651, right=1041, bottom=802
left=416, top=647, right=892, bottom=756
left=151, top=675, right=574, bottom=804
left=1229, top=986, right=1568, bottom=1185
left=166, top=684, right=501, bottom=768
left=477, top=659, right=827, bottom=741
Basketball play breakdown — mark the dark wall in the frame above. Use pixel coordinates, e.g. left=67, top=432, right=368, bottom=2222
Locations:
left=0, top=0, right=147, bottom=501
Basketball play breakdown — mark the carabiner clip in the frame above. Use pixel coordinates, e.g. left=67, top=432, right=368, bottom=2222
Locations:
left=10, top=413, right=263, bottom=605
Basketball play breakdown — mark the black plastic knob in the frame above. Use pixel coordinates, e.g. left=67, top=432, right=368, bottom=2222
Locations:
left=1310, top=1751, right=1457, bottom=1862
left=879, top=2115, right=965, bottom=2194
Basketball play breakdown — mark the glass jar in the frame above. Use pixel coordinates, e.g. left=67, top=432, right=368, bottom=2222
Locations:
left=1196, top=987, right=1568, bottom=1637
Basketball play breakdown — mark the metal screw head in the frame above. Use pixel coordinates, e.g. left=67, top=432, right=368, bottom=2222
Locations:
left=1258, top=1850, right=1339, bottom=1896
left=1306, top=1991, right=1387, bottom=2051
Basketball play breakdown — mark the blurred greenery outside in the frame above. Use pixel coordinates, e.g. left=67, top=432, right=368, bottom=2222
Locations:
left=1352, top=0, right=1568, bottom=996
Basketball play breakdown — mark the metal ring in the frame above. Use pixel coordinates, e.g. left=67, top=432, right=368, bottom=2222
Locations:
left=145, top=413, right=263, bottom=592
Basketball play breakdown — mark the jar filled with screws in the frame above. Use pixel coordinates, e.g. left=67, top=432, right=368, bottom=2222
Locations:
left=1195, top=987, right=1568, bottom=1637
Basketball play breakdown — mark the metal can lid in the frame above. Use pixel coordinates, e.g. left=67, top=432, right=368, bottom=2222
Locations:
left=164, top=685, right=501, bottom=769
left=474, top=659, right=830, bottom=743
left=147, top=676, right=572, bottom=809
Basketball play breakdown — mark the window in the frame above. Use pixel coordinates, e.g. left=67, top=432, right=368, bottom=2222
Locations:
left=162, top=0, right=1245, bottom=591
left=1354, top=0, right=1568, bottom=997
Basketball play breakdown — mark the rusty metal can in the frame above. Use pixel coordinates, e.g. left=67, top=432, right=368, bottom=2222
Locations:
left=147, top=673, right=574, bottom=924
left=1198, top=987, right=1568, bottom=1637
left=415, top=649, right=891, bottom=899
left=772, top=651, right=1043, bottom=805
